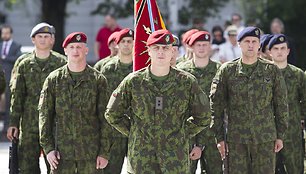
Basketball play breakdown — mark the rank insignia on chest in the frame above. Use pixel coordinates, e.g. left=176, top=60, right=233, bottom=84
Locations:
left=264, top=77, right=271, bottom=83
left=155, top=97, right=163, bottom=110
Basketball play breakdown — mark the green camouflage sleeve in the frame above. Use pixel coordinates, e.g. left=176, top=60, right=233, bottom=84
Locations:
left=210, top=66, right=227, bottom=143
left=93, top=62, right=102, bottom=72
left=9, top=64, right=26, bottom=127
left=301, top=71, right=306, bottom=121
left=9, top=55, right=25, bottom=90
left=273, top=66, right=289, bottom=140
left=97, top=75, right=112, bottom=159
left=0, top=64, right=5, bottom=94
left=105, top=76, right=131, bottom=137
left=187, top=80, right=211, bottom=137
left=38, top=76, right=56, bottom=155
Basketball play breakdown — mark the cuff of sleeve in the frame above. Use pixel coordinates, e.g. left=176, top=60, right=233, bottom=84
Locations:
left=99, top=138, right=111, bottom=160
left=277, top=133, right=285, bottom=141
left=43, top=145, right=54, bottom=155
left=98, top=151, right=110, bottom=160
left=216, top=135, right=224, bottom=143
left=9, top=117, right=19, bottom=127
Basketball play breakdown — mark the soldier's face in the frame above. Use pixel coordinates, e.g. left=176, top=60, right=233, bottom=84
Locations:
left=170, top=46, right=179, bottom=66
left=32, top=33, right=53, bottom=50
left=109, top=42, right=118, bottom=57
left=260, top=48, right=272, bottom=60
left=148, top=44, right=173, bottom=66
left=238, top=37, right=260, bottom=58
left=270, top=43, right=290, bottom=63
left=64, top=42, right=88, bottom=63
left=192, top=41, right=211, bottom=59
left=118, top=37, right=134, bottom=56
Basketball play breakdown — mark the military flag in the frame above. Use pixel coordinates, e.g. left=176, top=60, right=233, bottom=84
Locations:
left=134, top=0, right=166, bottom=71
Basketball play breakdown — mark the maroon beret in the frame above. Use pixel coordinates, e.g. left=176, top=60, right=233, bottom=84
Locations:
left=115, top=28, right=134, bottom=44
left=107, top=31, right=119, bottom=46
left=182, top=29, right=199, bottom=44
left=62, top=32, right=87, bottom=48
left=188, top=31, right=211, bottom=46
left=147, top=29, right=174, bottom=46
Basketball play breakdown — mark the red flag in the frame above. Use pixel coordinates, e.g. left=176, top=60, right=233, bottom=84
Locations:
left=134, top=0, right=166, bottom=71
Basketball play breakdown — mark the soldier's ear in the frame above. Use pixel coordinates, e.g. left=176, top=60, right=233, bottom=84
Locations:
left=286, top=48, right=290, bottom=56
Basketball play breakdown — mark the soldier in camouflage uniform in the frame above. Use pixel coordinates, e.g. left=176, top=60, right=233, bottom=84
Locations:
left=177, top=31, right=222, bottom=174
left=105, top=29, right=212, bottom=174
left=0, top=64, right=5, bottom=94
left=94, top=31, right=120, bottom=71
left=210, top=27, right=289, bottom=174
left=97, top=28, right=134, bottom=174
left=176, top=29, right=198, bottom=64
left=9, top=24, right=66, bottom=90
left=268, top=34, right=306, bottom=174
left=6, top=23, right=67, bottom=174
left=259, top=34, right=273, bottom=61
left=39, top=32, right=110, bottom=174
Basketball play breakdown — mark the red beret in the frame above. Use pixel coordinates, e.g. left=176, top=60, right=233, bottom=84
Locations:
left=147, top=29, right=174, bottom=46
left=182, top=29, right=199, bottom=44
left=115, top=28, right=134, bottom=44
left=62, top=32, right=87, bottom=48
left=188, top=31, right=211, bottom=46
left=107, top=31, right=119, bottom=46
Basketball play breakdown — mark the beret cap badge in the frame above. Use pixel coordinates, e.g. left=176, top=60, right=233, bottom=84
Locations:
left=76, top=34, right=81, bottom=41
left=255, top=29, right=259, bottom=36
left=279, top=37, right=284, bottom=42
left=43, top=26, right=50, bottom=32
left=165, top=35, right=170, bottom=43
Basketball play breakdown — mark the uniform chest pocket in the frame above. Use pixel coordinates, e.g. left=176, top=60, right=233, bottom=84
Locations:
left=131, top=92, right=151, bottom=120
left=228, top=79, right=245, bottom=96
left=259, top=77, right=273, bottom=106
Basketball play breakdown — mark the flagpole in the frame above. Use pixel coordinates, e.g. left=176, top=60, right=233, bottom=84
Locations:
left=146, top=0, right=156, bottom=32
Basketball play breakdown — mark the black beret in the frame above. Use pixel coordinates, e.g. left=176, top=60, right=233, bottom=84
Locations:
left=237, top=26, right=261, bottom=42
left=260, top=34, right=273, bottom=53
left=268, top=34, right=287, bottom=50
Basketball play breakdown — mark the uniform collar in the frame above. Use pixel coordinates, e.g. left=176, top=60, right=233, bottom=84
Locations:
left=143, top=66, right=177, bottom=93
left=236, top=57, right=263, bottom=77
left=63, top=64, right=92, bottom=83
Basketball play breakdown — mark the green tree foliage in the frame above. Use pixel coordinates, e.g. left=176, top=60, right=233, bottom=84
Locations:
left=90, top=0, right=133, bottom=18
left=178, top=0, right=228, bottom=25
left=91, top=0, right=228, bottom=26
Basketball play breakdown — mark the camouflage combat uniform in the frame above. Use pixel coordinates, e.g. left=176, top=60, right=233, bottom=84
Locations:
left=9, top=50, right=66, bottom=89
left=105, top=66, right=212, bottom=174
left=9, top=51, right=66, bottom=174
left=176, top=54, right=188, bottom=65
left=39, top=65, right=110, bottom=174
left=97, top=58, right=133, bottom=174
left=0, top=64, right=5, bottom=94
left=210, top=58, right=289, bottom=174
left=276, top=64, right=306, bottom=174
left=94, top=55, right=119, bottom=72
left=177, top=59, right=222, bottom=174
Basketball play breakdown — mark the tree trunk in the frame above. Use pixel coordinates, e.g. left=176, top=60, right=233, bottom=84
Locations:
left=41, top=0, right=68, bottom=54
